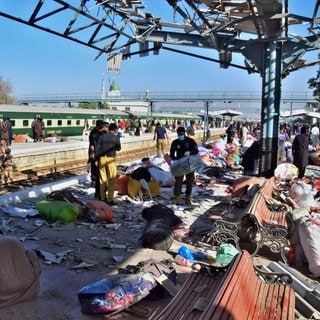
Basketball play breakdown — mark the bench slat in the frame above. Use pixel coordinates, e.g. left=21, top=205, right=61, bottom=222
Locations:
left=247, top=277, right=264, bottom=319
left=154, top=269, right=227, bottom=319
left=282, top=286, right=296, bottom=320
left=227, top=271, right=259, bottom=318
left=252, top=193, right=287, bottom=229
left=200, top=252, right=294, bottom=320
left=153, top=251, right=295, bottom=320
left=232, top=177, right=267, bottom=199
left=154, top=255, right=242, bottom=320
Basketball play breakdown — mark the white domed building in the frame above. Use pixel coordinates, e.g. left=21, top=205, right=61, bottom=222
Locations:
left=107, top=79, right=148, bottom=114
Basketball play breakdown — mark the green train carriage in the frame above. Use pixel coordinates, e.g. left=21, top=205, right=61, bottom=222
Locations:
left=125, top=111, right=202, bottom=128
left=0, top=104, right=202, bottom=137
left=0, top=105, right=128, bottom=136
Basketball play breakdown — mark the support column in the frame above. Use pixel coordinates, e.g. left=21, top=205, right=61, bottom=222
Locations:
left=259, top=41, right=282, bottom=178
left=203, top=100, right=209, bottom=142
left=146, top=89, right=152, bottom=120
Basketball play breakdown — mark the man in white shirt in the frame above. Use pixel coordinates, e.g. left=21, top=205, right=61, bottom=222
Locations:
left=310, top=124, right=319, bottom=147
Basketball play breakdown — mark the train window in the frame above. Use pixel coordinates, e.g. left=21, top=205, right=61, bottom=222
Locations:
left=76, top=120, right=80, bottom=125
left=22, top=120, right=29, bottom=127
left=57, top=120, right=62, bottom=126
left=47, top=120, right=52, bottom=126
left=67, top=120, right=71, bottom=125
left=10, top=120, right=16, bottom=127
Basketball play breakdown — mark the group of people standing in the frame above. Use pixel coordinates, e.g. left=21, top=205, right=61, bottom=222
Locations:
left=86, top=116, right=318, bottom=205
left=277, top=122, right=319, bottom=179
left=239, top=120, right=316, bottom=180
left=87, top=118, right=199, bottom=206
left=153, top=120, right=197, bottom=156
left=31, top=118, right=45, bottom=142
left=87, top=120, right=121, bottom=205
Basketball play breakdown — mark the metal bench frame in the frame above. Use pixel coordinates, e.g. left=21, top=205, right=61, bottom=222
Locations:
left=209, top=178, right=289, bottom=261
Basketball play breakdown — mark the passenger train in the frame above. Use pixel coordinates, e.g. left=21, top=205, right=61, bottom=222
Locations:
left=0, top=104, right=201, bottom=137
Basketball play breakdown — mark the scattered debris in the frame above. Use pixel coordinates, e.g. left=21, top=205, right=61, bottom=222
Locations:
left=37, top=249, right=74, bottom=264
left=2, top=206, right=39, bottom=218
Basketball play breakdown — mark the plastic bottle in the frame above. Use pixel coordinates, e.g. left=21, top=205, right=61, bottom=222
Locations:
left=206, top=250, right=217, bottom=261
left=178, top=246, right=195, bottom=260
left=174, top=254, right=193, bottom=267
left=178, top=246, right=212, bottom=261
left=193, top=251, right=208, bottom=261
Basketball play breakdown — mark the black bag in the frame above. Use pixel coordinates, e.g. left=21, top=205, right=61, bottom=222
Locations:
left=131, top=167, right=151, bottom=182
left=141, top=204, right=182, bottom=227
left=141, top=219, right=174, bottom=250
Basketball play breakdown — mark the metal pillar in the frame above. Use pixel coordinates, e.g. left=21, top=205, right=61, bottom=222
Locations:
left=203, top=100, right=209, bottom=142
left=260, top=41, right=282, bottom=178
left=146, top=89, right=152, bottom=120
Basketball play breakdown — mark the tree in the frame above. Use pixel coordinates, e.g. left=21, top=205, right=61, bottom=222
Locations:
left=78, top=102, right=109, bottom=109
left=308, top=55, right=320, bottom=102
left=0, top=77, right=14, bottom=104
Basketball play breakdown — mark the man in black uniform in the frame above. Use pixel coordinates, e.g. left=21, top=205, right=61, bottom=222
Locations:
left=95, top=123, right=121, bottom=205
left=170, top=126, right=199, bottom=205
left=292, top=126, right=310, bottom=179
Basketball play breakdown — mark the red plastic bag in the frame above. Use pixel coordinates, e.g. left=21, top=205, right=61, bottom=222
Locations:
left=84, top=200, right=113, bottom=223
left=115, top=175, right=129, bottom=195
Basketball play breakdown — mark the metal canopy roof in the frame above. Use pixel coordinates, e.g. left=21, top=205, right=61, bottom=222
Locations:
left=0, top=1, right=319, bottom=77
left=208, top=109, right=244, bottom=117
left=280, top=109, right=320, bottom=120
left=280, top=109, right=307, bottom=118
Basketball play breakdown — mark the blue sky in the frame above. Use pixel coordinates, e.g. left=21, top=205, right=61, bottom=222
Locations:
left=0, top=0, right=319, bottom=99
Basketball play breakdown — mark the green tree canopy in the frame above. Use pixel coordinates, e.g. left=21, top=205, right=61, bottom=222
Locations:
left=78, top=102, right=109, bottom=109
left=0, top=76, right=14, bottom=104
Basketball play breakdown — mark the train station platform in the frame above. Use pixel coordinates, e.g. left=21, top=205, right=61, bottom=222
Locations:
left=10, top=129, right=224, bottom=172
left=10, top=132, right=155, bottom=170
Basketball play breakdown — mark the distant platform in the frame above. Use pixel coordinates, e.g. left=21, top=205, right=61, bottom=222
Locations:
left=10, top=129, right=224, bottom=171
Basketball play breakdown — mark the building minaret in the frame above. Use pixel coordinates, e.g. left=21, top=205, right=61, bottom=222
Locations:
left=101, top=73, right=106, bottom=99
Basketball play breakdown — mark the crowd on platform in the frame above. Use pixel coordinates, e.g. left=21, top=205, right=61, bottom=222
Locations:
left=219, top=120, right=320, bottom=179
left=87, top=118, right=203, bottom=206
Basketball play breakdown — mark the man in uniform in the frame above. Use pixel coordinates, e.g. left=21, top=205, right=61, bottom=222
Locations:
left=170, top=126, right=199, bottom=205
left=88, top=120, right=107, bottom=199
left=95, top=123, right=121, bottom=205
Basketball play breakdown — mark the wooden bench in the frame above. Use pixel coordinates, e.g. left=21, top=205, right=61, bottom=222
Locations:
left=231, top=176, right=267, bottom=200
left=210, top=178, right=290, bottom=261
left=153, top=250, right=295, bottom=320
left=208, top=177, right=268, bottom=250
left=258, top=176, right=275, bottom=195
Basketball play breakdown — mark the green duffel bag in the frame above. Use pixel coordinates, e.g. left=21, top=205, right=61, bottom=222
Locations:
left=36, top=200, right=80, bottom=222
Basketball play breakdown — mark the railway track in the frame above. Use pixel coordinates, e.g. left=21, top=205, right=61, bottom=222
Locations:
left=1, top=146, right=158, bottom=195
left=1, top=133, right=221, bottom=195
